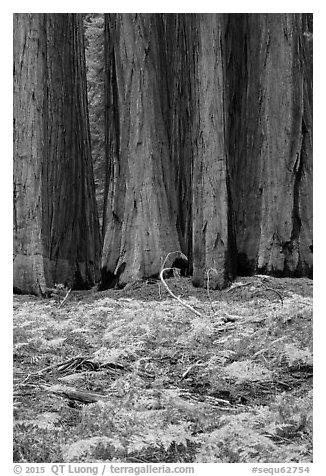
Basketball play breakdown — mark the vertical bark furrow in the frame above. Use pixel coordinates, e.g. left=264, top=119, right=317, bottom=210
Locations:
left=13, top=13, right=101, bottom=294
left=226, top=13, right=312, bottom=277
left=13, top=14, right=47, bottom=294
left=14, top=13, right=312, bottom=294
left=191, top=14, right=234, bottom=289
left=101, top=14, right=181, bottom=288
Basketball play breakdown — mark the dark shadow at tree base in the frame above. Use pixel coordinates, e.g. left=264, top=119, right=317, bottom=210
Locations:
left=13, top=287, right=29, bottom=295
left=98, top=262, right=127, bottom=290
left=98, top=268, right=119, bottom=290
left=237, top=252, right=313, bottom=279
left=237, top=253, right=256, bottom=276
left=170, top=257, right=189, bottom=277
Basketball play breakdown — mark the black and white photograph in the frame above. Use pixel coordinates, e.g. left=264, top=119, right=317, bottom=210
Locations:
left=12, top=8, right=313, bottom=470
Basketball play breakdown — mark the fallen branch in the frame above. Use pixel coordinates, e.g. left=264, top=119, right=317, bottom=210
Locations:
left=250, top=287, right=283, bottom=304
left=35, top=355, right=84, bottom=375
left=225, top=282, right=252, bottom=293
left=213, top=324, right=236, bottom=332
left=225, top=279, right=283, bottom=304
left=42, top=384, right=109, bottom=404
left=58, top=287, right=72, bottom=308
left=210, top=311, right=241, bottom=323
left=181, top=360, right=203, bottom=380
left=206, top=268, right=218, bottom=312
left=262, top=287, right=284, bottom=304
left=222, top=312, right=242, bottom=322
left=159, top=267, right=203, bottom=317
left=178, top=389, right=232, bottom=408
left=161, top=250, right=188, bottom=271
left=254, top=336, right=287, bottom=357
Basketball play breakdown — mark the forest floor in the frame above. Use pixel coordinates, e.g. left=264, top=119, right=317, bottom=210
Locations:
left=13, top=275, right=313, bottom=463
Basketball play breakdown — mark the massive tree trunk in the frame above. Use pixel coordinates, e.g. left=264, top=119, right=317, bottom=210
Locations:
left=13, top=14, right=46, bottom=294
left=164, top=13, right=236, bottom=288
left=101, top=14, right=181, bottom=287
left=102, top=13, right=235, bottom=289
left=14, top=13, right=312, bottom=294
left=162, top=14, right=193, bottom=270
left=100, top=13, right=312, bottom=289
left=226, top=13, right=313, bottom=277
left=190, top=14, right=235, bottom=289
left=13, top=14, right=101, bottom=295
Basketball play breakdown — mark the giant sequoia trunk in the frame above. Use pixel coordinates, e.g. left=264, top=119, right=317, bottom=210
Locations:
left=100, top=13, right=312, bottom=289
left=101, top=14, right=181, bottom=287
left=162, top=15, right=193, bottom=263
left=102, top=13, right=235, bottom=289
left=13, top=13, right=312, bottom=294
left=190, top=14, right=235, bottom=289
left=163, top=14, right=235, bottom=288
left=226, top=13, right=313, bottom=277
left=13, top=14, right=101, bottom=295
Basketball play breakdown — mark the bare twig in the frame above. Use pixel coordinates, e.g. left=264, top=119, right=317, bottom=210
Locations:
left=161, top=250, right=188, bottom=271
left=58, top=287, right=72, bottom=308
left=35, top=355, right=84, bottom=375
left=213, top=324, right=236, bottom=332
left=222, top=312, right=241, bottom=322
left=263, top=287, right=284, bottom=304
left=254, top=336, right=287, bottom=357
left=159, top=267, right=203, bottom=317
left=225, top=278, right=283, bottom=304
left=225, top=282, right=252, bottom=293
left=251, top=287, right=283, bottom=304
left=181, top=360, right=203, bottom=380
left=19, top=373, right=33, bottom=385
left=41, top=384, right=109, bottom=404
left=206, top=268, right=218, bottom=312
left=210, top=311, right=241, bottom=323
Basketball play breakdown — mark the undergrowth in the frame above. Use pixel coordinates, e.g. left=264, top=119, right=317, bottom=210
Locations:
left=13, top=276, right=313, bottom=463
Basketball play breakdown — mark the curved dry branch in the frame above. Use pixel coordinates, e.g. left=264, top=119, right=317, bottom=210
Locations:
left=225, top=282, right=252, bottom=293
left=262, top=287, right=284, bottom=304
left=206, top=268, right=218, bottom=311
left=159, top=267, right=203, bottom=317
left=161, top=250, right=188, bottom=270
left=58, top=287, right=72, bottom=308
